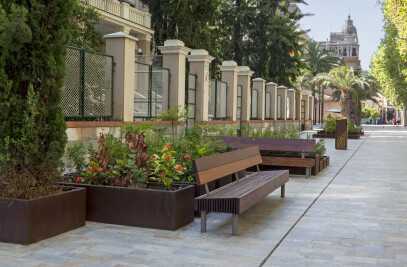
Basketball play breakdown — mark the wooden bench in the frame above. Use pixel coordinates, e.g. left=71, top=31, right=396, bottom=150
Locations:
left=193, top=146, right=289, bottom=235
left=220, top=137, right=316, bottom=179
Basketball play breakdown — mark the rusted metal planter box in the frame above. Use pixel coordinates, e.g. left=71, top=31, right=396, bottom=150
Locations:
left=60, top=183, right=194, bottom=230
left=0, top=187, right=86, bottom=245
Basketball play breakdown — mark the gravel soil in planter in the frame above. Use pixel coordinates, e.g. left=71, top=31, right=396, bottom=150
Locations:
left=0, top=187, right=86, bottom=245
left=59, top=183, right=194, bottom=230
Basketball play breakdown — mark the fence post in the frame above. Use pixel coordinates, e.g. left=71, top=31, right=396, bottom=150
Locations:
left=301, top=90, right=311, bottom=129
left=309, top=95, right=314, bottom=121
left=104, top=32, right=137, bottom=122
left=219, top=61, right=240, bottom=121
left=287, top=89, right=296, bottom=120
left=237, top=66, right=254, bottom=122
left=158, top=40, right=192, bottom=109
left=266, top=82, right=278, bottom=120
left=187, top=49, right=215, bottom=122
left=277, top=86, right=288, bottom=120
left=252, top=78, right=266, bottom=121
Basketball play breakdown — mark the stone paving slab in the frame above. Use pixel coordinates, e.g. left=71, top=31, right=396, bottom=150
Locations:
left=1, top=126, right=406, bottom=266
left=265, top=126, right=407, bottom=266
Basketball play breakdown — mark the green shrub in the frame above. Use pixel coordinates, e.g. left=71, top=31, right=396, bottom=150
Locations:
left=0, top=1, right=75, bottom=199
left=66, top=143, right=89, bottom=175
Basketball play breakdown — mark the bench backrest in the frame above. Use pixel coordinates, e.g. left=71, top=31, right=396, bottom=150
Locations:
left=193, top=146, right=262, bottom=186
left=220, top=137, right=316, bottom=153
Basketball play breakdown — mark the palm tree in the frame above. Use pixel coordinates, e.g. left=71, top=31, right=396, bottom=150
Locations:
left=302, top=41, right=340, bottom=123
left=315, top=66, right=370, bottom=121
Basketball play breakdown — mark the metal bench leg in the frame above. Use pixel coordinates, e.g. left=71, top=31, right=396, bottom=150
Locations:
left=201, top=211, right=207, bottom=233
left=305, top=167, right=310, bottom=179
left=232, top=214, right=238, bottom=236
left=281, top=184, right=285, bottom=198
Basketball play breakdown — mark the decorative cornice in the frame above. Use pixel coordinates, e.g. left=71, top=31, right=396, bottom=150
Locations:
left=238, top=66, right=254, bottom=76
left=103, top=32, right=138, bottom=41
left=187, top=49, right=215, bottom=63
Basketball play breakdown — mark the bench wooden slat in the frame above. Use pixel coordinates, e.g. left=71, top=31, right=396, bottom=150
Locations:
left=193, top=146, right=262, bottom=185
left=221, top=136, right=316, bottom=153
left=262, top=156, right=315, bottom=168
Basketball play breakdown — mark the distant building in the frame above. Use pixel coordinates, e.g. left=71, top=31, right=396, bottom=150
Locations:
left=319, top=15, right=361, bottom=69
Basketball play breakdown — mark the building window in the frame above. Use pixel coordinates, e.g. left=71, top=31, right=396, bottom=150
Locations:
left=352, top=48, right=357, bottom=57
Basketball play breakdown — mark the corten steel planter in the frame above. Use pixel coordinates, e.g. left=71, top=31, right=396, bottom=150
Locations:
left=59, top=183, right=194, bottom=230
left=0, top=187, right=85, bottom=245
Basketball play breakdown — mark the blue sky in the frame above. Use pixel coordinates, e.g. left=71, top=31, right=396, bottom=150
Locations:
left=299, top=0, right=384, bottom=71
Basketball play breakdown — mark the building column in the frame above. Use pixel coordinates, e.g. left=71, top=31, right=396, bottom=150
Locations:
left=237, top=66, right=254, bottom=122
left=252, top=78, right=266, bottom=120
left=277, top=86, right=288, bottom=120
left=266, top=82, right=278, bottom=120
left=137, top=34, right=152, bottom=55
left=219, top=61, right=240, bottom=121
left=309, top=95, right=314, bottom=121
left=187, top=49, right=215, bottom=122
left=287, top=89, right=296, bottom=120
left=301, top=91, right=310, bottom=123
left=104, top=32, right=136, bottom=122
left=158, top=40, right=192, bottom=108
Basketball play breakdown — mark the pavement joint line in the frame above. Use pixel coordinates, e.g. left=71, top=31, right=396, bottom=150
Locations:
left=259, top=135, right=369, bottom=266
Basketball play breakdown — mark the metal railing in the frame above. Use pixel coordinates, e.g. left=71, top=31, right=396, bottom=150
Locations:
left=134, top=62, right=170, bottom=119
left=186, top=73, right=197, bottom=125
left=208, top=79, right=227, bottom=120
left=237, top=85, right=242, bottom=120
left=61, top=46, right=113, bottom=120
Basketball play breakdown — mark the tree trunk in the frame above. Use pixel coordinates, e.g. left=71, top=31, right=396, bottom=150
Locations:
left=340, top=91, right=350, bottom=119
left=349, top=99, right=358, bottom=125
left=357, top=102, right=362, bottom=126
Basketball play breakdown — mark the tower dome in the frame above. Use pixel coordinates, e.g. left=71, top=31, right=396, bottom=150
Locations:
left=341, top=15, right=357, bottom=35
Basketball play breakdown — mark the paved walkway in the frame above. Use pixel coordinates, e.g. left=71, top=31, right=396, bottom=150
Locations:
left=0, top=125, right=406, bottom=266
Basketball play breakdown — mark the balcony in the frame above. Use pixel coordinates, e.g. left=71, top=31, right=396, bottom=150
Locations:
left=88, top=0, right=151, bottom=29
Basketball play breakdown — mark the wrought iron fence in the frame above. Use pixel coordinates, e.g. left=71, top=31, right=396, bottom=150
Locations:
left=208, top=79, right=227, bottom=120
left=186, top=73, right=197, bottom=125
left=134, top=61, right=170, bottom=119
left=61, top=46, right=113, bottom=119
left=134, top=55, right=163, bottom=67
left=237, top=85, right=242, bottom=120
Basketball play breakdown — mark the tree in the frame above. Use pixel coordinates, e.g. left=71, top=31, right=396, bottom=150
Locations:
left=0, top=1, right=74, bottom=198
left=315, top=66, right=369, bottom=121
left=140, top=0, right=220, bottom=56
left=302, top=40, right=340, bottom=123
left=246, top=10, right=307, bottom=87
left=70, top=0, right=104, bottom=51
left=383, top=0, right=407, bottom=69
left=371, top=19, right=407, bottom=108
left=362, top=105, right=380, bottom=120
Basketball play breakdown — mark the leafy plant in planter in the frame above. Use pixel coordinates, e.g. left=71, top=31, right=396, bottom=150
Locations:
left=66, top=142, right=91, bottom=175
left=315, top=139, right=327, bottom=159
left=78, top=132, right=149, bottom=188
left=150, top=145, right=185, bottom=190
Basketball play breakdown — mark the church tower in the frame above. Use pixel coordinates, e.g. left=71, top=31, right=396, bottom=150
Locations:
left=319, top=15, right=361, bottom=69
